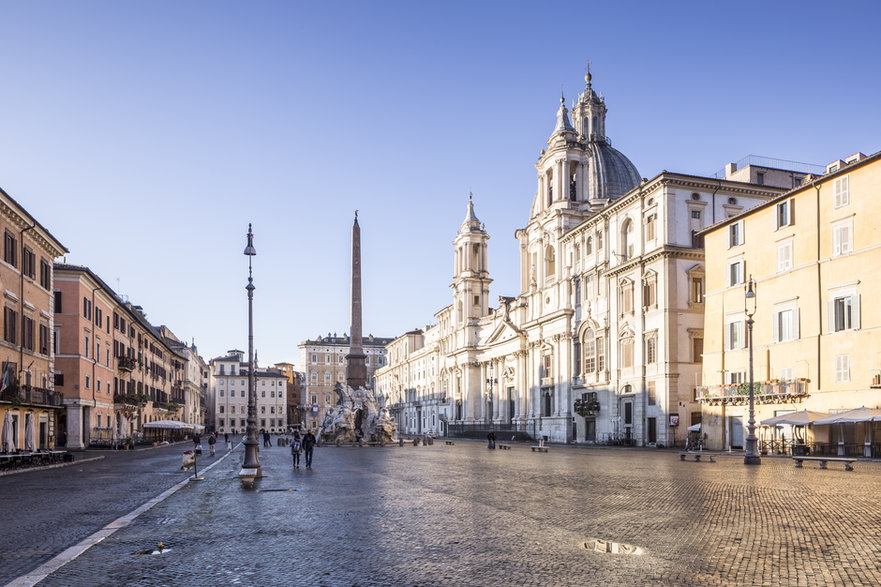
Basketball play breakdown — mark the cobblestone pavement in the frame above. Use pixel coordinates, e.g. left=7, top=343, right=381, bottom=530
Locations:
left=15, top=442, right=881, bottom=586
left=0, top=443, right=211, bottom=585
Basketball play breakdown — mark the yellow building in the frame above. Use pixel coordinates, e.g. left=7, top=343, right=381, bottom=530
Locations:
left=699, top=151, right=881, bottom=456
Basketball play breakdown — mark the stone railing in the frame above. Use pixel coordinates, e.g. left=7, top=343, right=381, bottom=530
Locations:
left=697, top=380, right=809, bottom=406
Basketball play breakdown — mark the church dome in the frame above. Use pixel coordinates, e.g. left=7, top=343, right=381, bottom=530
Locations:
left=586, top=140, right=641, bottom=201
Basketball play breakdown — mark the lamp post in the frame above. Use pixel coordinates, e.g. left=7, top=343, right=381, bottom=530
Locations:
left=240, top=224, right=261, bottom=478
left=743, top=276, right=761, bottom=465
left=485, top=362, right=497, bottom=424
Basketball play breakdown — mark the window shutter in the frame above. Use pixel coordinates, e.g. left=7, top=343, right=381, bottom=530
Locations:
left=852, top=295, right=860, bottom=330
left=771, top=311, right=779, bottom=343
left=827, top=300, right=835, bottom=333
left=794, top=308, right=800, bottom=339
left=833, top=228, right=841, bottom=255
left=789, top=199, right=795, bottom=225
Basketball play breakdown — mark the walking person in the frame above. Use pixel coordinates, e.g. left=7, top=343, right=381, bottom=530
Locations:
left=192, top=433, right=201, bottom=448
left=302, top=429, right=316, bottom=469
left=290, top=431, right=302, bottom=469
left=487, top=431, right=496, bottom=449
left=224, top=432, right=231, bottom=451
left=263, top=430, right=272, bottom=447
left=208, top=433, right=217, bottom=456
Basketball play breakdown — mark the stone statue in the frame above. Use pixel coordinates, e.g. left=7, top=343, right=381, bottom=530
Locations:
left=318, top=383, right=397, bottom=444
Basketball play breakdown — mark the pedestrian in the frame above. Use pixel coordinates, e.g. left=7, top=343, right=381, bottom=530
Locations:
left=290, top=431, right=302, bottom=469
left=302, top=429, right=316, bottom=469
left=208, top=433, right=217, bottom=456
left=224, top=432, right=231, bottom=451
left=263, top=430, right=272, bottom=447
left=193, top=433, right=201, bottom=448
left=487, top=431, right=496, bottom=449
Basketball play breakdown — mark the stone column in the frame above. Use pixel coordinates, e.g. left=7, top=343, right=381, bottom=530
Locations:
left=66, top=404, right=85, bottom=450
left=346, top=213, right=367, bottom=390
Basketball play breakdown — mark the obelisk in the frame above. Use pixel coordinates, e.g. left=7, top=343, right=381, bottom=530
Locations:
left=345, top=211, right=367, bottom=390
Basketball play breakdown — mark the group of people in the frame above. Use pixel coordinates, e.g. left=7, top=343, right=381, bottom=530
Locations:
left=193, top=433, right=236, bottom=456
left=190, top=429, right=317, bottom=469
left=289, top=430, right=316, bottom=469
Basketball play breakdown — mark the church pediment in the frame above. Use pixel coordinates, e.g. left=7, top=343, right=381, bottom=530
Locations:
left=486, top=319, right=523, bottom=345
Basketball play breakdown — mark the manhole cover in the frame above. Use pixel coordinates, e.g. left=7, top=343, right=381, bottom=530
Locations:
left=584, top=539, right=644, bottom=555
left=258, top=488, right=298, bottom=492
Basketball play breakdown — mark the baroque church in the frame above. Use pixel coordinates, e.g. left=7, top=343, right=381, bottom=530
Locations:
left=375, top=70, right=787, bottom=445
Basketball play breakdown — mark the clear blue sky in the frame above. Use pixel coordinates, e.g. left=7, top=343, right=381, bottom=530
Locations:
left=2, top=1, right=879, bottom=367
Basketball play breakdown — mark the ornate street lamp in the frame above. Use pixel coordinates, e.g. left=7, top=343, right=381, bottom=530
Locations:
left=240, top=224, right=261, bottom=479
left=743, top=276, right=761, bottom=465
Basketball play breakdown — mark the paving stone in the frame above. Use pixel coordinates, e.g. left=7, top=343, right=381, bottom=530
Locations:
left=7, top=443, right=881, bottom=586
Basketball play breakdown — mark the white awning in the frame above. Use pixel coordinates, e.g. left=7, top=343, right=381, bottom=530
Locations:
left=143, top=420, right=194, bottom=430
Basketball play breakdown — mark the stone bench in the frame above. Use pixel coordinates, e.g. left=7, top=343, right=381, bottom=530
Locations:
left=792, top=456, right=856, bottom=471
left=530, top=445, right=548, bottom=452
left=679, top=452, right=718, bottom=462
left=498, top=444, right=511, bottom=450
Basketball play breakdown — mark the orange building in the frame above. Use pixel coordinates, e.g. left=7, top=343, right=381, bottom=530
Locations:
left=0, top=187, right=68, bottom=451
left=54, top=265, right=183, bottom=449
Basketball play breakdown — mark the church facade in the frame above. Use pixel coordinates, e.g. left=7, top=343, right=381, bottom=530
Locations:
left=375, top=71, right=788, bottom=445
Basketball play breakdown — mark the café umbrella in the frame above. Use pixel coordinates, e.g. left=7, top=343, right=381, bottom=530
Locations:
left=24, top=412, right=35, bottom=451
left=2, top=411, right=14, bottom=452
left=814, top=406, right=881, bottom=457
left=760, top=410, right=828, bottom=426
left=813, top=406, right=881, bottom=425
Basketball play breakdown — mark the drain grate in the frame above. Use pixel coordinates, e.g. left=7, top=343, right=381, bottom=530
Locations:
left=133, top=542, right=171, bottom=555
left=584, top=539, right=644, bottom=555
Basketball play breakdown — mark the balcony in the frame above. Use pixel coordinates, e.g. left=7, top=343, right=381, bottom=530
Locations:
left=697, top=380, right=809, bottom=406
left=0, top=385, right=63, bottom=407
left=114, top=393, right=146, bottom=406
left=871, top=371, right=881, bottom=389
left=117, top=356, right=137, bottom=373
left=540, top=377, right=554, bottom=387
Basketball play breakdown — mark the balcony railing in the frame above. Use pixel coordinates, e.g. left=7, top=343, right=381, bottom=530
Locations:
left=0, top=385, right=63, bottom=407
left=114, top=393, right=146, bottom=406
left=540, top=377, right=554, bottom=387
left=117, top=356, right=137, bottom=372
left=697, top=380, right=809, bottom=405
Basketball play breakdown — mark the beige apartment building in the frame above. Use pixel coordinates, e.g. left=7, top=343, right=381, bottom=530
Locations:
left=298, top=334, right=390, bottom=431
left=699, top=150, right=881, bottom=455
left=209, top=351, right=288, bottom=434
left=54, top=265, right=183, bottom=448
left=0, top=187, right=68, bottom=451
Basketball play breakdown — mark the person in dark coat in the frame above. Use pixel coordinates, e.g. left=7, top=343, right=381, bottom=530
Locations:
left=301, top=430, right=317, bottom=469
left=487, top=431, right=496, bottom=449
left=263, top=430, right=272, bottom=447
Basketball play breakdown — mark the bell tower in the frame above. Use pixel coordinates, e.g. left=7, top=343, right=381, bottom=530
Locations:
left=452, top=194, right=492, bottom=330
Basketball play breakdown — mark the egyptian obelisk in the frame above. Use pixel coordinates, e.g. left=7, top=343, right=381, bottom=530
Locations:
left=345, top=211, right=367, bottom=390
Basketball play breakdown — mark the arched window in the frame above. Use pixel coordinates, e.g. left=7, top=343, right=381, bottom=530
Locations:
left=621, top=218, right=634, bottom=260
left=586, top=236, right=593, bottom=255
left=583, top=329, right=596, bottom=373
left=620, top=332, right=634, bottom=369
left=545, top=245, right=556, bottom=277
left=546, top=170, right=554, bottom=205
left=472, top=243, right=481, bottom=271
